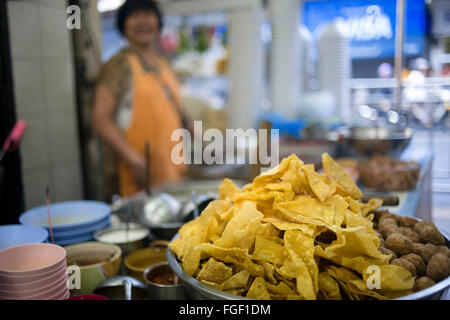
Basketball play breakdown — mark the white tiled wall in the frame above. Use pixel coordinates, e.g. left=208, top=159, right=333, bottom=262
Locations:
left=7, top=0, right=83, bottom=209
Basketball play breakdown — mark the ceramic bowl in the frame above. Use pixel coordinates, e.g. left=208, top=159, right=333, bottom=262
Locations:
left=65, top=241, right=122, bottom=295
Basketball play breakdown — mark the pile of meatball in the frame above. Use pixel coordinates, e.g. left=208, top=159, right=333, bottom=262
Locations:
left=373, top=210, right=450, bottom=292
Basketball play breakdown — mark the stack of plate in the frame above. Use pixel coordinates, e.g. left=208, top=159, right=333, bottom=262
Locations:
left=19, top=201, right=111, bottom=246
left=0, top=243, right=69, bottom=300
left=318, top=23, right=352, bottom=121
left=0, top=225, right=48, bottom=251
left=228, top=8, right=264, bottom=129
left=269, top=0, right=302, bottom=119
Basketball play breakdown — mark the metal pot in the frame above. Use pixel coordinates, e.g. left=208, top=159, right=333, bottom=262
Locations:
left=94, top=223, right=150, bottom=256
left=143, top=262, right=189, bottom=300
left=93, top=276, right=147, bottom=300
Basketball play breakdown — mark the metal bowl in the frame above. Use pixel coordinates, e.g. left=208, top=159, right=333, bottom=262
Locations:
left=94, top=223, right=150, bottom=256
left=93, top=276, right=147, bottom=300
left=166, top=230, right=450, bottom=300
left=341, top=126, right=412, bottom=158
left=166, top=244, right=249, bottom=300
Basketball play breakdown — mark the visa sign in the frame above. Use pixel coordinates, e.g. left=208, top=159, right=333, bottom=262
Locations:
left=304, top=0, right=426, bottom=59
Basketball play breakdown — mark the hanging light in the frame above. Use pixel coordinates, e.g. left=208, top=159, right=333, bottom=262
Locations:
left=97, top=0, right=126, bottom=13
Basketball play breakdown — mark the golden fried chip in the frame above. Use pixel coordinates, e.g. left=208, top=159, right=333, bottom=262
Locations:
left=214, top=202, right=263, bottom=250
left=322, top=153, right=362, bottom=199
left=276, top=195, right=335, bottom=226
left=253, top=236, right=285, bottom=265
left=246, top=277, right=271, bottom=300
left=170, top=152, right=416, bottom=300
left=266, top=281, right=296, bottom=295
left=218, top=178, right=241, bottom=201
left=195, top=243, right=264, bottom=277
left=284, top=230, right=318, bottom=299
left=196, top=258, right=233, bottom=283
left=262, top=215, right=316, bottom=237
left=318, top=272, right=342, bottom=300
left=359, top=198, right=383, bottom=217
left=377, top=265, right=415, bottom=291
left=253, top=154, right=303, bottom=190
left=222, top=269, right=250, bottom=290
left=304, top=167, right=334, bottom=203
left=257, top=260, right=277, bottom=284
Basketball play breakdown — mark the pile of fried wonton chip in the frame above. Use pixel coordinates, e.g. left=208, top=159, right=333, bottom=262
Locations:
left=169, top=154, right=415, bottom=300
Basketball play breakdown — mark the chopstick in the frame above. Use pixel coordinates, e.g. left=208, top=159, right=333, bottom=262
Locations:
left=46, top=186, right=55, bottom=244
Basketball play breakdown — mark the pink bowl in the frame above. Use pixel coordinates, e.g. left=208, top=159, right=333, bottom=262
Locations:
left=0, top=258, right=66, bottom=285
left=0, top=271, right=68, bottom=299
left=45, top=284, right=70, bottom=301
left=0, top=243, right=66, bottom=276
left=0, top=264, right=67, bottom=292
left=67, top=294, right=109, bottom=300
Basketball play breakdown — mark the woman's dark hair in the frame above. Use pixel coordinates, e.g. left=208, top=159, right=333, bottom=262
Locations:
left=117, top=0, right=163, bottom=35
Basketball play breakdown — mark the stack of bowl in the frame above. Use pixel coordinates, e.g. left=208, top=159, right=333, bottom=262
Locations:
left=0, top=225, right=48, bottom=251
left=19, top=201, right=111, bottom=246
left=0, top=243, right=69, bottom=300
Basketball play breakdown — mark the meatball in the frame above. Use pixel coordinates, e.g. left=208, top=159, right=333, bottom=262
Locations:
left=426, top=253, right=450, bottom=282
left=378, top=217, right=398, bottom=229
left=418, top=226, right=445, bottom=245
left=379, top=247, right=397, bottom=263
left=399, top=216, right=419, bottom=228
left=374, top=210, right=389, bottom=222
left=413, top=220, right=436, bottom=234
left=437, top=245, right=450, bottom=258
left=391, top=258, right=416, bottom=276
left=385, top=232, right=415, bottom=256
left=396, top=227, right=421, bottom=243
left=413, top=243, right=439, bottom=263
left=413, top=276, right=436, bottom=292
left=379, top=224, right=398, bottom=239
left=401, top=253, right=426, bottom=276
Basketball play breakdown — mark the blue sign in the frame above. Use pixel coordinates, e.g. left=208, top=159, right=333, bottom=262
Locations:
left=303, top=0, right=426, bottom=59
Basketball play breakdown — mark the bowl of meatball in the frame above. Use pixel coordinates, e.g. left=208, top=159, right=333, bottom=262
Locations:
left=373, top=211, right=450, bottom=300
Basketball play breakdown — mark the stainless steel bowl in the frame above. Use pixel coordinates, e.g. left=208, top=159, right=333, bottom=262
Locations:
left=94, top=223, right=150, bottom=256
left=166, top=245, right=249, bottom=300
left=341, top=126, right=412, bottom=158
left=93, top=276, right=147, bottom=300
left=167, top=230, right=450, bottom=300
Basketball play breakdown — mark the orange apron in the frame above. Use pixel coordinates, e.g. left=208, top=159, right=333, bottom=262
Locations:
left=118, top=53, right=185, bottom=197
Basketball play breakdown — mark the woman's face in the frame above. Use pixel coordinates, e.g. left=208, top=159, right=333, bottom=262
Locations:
left=123, top=10, right=159, bottom=47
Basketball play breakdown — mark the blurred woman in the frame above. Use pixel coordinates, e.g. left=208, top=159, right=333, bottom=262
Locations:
left=92, top=0, right=188, bottom=197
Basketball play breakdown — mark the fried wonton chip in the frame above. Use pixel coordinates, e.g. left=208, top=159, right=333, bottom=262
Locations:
left=276, top=195, right=335, bottom=226
left=262, top=215, right=316, bottom=237
left=257, top=260, right=277, bottom=284
left=284, top=230, right=318, bottom=300
left=196, top=258, right=233, bottom=283
left=222, top=269, right=250, bottom=290
left=218, top=178, right=241, bottom=201
left=376, top=265, right=415, bottom=292
left=322, top=153, right=362, bottom=199
left=253, top=236, right=285, bottom=265
left=170, top=153, right=416, bottom=300
left=195, top=243, right=264, bottom=277
left=318, top=272, right=342, bottom=300
left=266, top=281, right=296, bottom=296
left=303, top=167, right=334, bottom=203
left=214, top=202, right=263, bottom=250
left=359, top=198, right=383, bottom=217
left=253, top=154, right=303, bottom=191
left=246, top=277, right=271, bottom=300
